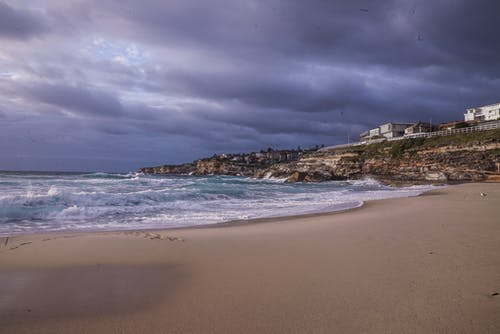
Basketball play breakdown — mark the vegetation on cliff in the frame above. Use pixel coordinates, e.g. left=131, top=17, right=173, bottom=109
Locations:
left=333, top=130, right=500, bottom=159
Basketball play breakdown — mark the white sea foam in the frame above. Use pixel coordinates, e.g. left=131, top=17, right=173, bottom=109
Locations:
left=47, top=186, right=60, bottom=196
left=0, top=172, right=438, bottom=236
left=58, top=205, right=82, bottom=217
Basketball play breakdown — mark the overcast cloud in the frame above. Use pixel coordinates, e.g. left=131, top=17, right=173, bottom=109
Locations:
left=0, top=0, right=499, bottom=171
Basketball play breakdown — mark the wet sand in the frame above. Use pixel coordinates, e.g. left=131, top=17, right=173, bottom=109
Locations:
left=0, top=183, right=499, bottom=333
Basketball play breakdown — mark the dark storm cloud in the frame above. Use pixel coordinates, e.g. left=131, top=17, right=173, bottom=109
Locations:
left=0, top=0, right=499, bottom=171
left=102, top=0, right=500, bottom=72
left=412, top=0, right=500, bottom=74
left=25, top=83, right=126, bottom=117
left=0, top=1, right=48, bottom=39
left=114, top=0, right=500, bottom=115
left=159, top=66, right=363, bottom=113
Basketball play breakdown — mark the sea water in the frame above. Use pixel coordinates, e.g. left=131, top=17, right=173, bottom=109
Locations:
left=0, top=171, right=435, bottom=236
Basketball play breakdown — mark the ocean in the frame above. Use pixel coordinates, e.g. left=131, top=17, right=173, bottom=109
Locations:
left=0, top=171, right=435, bottom=236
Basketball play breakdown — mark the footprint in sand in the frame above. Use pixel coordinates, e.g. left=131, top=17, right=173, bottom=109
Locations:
left=9, top=242, right=33, bottom=250
left=124, top=231, right=184, bottom=242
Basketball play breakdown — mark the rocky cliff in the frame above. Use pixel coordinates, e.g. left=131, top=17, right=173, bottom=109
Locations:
left=140, top=162, right=197, bottom=175
left=139, top=157, right=273, bottom=177
left=259, top=130, right=500, bottom=184
left=140, top=130, right=500, bottom=184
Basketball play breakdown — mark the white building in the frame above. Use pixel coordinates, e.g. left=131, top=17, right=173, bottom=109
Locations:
left=369, top=128, right=380, bottom=137
left=360, top=127, right=381, bottom=142
left=404, top=122, right=433, bottom=135
left=379, top=123, right=413, bottom=138
left=360, top=123, right=413, bottom=142
left=464, top=102, right=500, bottom=122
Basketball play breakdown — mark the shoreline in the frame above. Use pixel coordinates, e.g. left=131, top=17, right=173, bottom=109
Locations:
left=1, top=182, right=498, bottom=333
left=0, top=185, right=447, bottom=254
left=0, top=200, right=366, bottom=239
left=0, top=183, right=440, bottom=239
left=199, top=184, right=450, bottom=229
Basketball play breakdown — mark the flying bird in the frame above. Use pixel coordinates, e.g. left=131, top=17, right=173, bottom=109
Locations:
left=417, top=35, right=424, bottom=41
left=410, top=4, right=417, bottom=16
left=359, top=8, right=369, bottom=13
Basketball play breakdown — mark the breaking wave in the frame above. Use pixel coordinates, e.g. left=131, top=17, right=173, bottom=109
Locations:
left=0, top=171, right=436, bottom=236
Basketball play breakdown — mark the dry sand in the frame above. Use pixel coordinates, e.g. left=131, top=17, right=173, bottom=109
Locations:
left=0, top=183, right=499, bottom=333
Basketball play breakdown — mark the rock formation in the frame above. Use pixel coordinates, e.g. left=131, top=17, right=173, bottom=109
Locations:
left=140, top=130, right=500, bottom=184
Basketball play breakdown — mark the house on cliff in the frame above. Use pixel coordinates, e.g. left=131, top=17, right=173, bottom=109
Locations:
left=404, top=122, right=434, bottom=135
left=360, top=122, right=413, bottom=142
left=380, top=122, right=413, bottom=138
left=360, top=127, right=381, bottom=142
left=464, top=102, right=500, bottom=122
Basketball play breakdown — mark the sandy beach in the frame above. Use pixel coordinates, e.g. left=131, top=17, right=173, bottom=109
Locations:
left=0, top=182, right=499, bottom=333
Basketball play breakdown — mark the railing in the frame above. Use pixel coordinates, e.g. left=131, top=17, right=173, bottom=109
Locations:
left=319, top=120, right=500, bottom=151
left=390, top=120, right=500, bottom=141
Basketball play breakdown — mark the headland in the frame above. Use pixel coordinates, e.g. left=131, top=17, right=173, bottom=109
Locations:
left=140, top=129, right=500, bottom=185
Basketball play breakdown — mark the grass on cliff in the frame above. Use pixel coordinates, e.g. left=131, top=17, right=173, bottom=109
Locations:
left=420, top=129, right=499, bottom=146
left=329, top=129, right=500, bottom=160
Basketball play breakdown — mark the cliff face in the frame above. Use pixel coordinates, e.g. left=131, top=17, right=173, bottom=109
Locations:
left=361, top=144, right=499, bottom=183
left=260, top=131, right=500, bottom=184
left=194, top=158, right=263, bottom=176
left=140, top=130, right=500, bottom=184
left=255, top=152, right=363, bottom=182
left=139, top=158, right=271, bottom=177
left=140, top=163, right=196, bottom=175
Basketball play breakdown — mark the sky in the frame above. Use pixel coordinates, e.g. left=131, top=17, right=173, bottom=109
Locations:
left=0, top=0, right=499, bottom=172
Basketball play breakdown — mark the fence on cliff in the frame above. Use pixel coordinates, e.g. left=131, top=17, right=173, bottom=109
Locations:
left=319, top=120, right=500, bottom=152
left=399, top=120, right=500, bottom=140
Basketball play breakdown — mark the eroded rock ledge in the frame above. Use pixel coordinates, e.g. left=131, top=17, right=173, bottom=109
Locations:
left=140, top=130, right=500, bottom=184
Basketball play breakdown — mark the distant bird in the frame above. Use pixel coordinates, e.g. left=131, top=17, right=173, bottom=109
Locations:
left=417, top=35, right=424, bottom=42
left=359, top=8, right=369, bottom=12
left=480, top=192, right=487, bottom=197
left=410, top=4, right=417, bottom=16
left=25, top=131, right=37, bottom=143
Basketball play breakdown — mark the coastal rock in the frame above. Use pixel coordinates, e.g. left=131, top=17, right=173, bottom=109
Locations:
left=139, top=163, right=196, bottom=175
left=286, top=172, right=307, bottom=183
left=140, top=130, right=500, bottom=184
left=424, top=171, right=448, bottom=182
